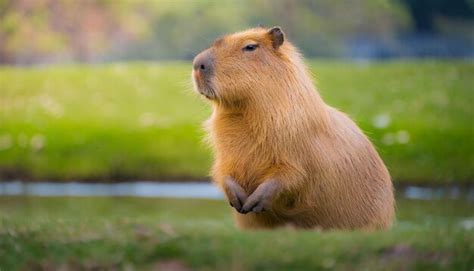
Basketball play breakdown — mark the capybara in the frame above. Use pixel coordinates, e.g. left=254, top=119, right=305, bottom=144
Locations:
left=192, top=26, right=394, bottom=230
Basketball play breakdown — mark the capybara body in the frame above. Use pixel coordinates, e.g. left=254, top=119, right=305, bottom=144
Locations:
left=192, top=26, right=394, bottom=230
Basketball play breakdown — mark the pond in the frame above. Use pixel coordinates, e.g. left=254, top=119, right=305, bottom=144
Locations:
left=0, top=181, right=473, bottom=200
left=0, top=181, right=222, bottom=198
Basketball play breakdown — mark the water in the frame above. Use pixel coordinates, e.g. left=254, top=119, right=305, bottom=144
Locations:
left=0, top=181, right=223, bottom=199
left=402, top=185, right=473, bottom=200
left=0, top=181, right=473, bottom=200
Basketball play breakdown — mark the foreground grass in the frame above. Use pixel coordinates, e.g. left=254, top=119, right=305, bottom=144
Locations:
left=0, top=196, right=473, bottom=270
left=0, top=61, right=473, bottom=182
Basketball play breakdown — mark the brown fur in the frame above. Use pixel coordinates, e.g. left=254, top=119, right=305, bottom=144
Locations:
left=192, top=27, right=395, bottom=230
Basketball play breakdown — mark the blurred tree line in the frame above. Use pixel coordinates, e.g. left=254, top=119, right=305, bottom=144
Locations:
left=0, top=0, right=472, bottom=64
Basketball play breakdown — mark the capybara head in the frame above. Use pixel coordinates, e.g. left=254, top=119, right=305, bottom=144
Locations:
left=192, top=26, right=299, bottom=105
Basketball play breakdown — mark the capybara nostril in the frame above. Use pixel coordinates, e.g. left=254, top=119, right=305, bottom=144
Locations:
left=193, top=49, right=213, bottom=74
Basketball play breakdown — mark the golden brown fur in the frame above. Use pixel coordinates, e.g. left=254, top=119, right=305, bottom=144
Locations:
left=192, top=27, right=394, bottom=230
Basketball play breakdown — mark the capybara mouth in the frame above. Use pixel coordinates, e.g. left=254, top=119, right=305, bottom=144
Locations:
left=193, top=70, right=216, bottom=99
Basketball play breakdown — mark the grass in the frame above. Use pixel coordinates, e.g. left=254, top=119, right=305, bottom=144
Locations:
left=0, top=61, right=472, bottom=183
left=0, top=195, right=473, bottom=270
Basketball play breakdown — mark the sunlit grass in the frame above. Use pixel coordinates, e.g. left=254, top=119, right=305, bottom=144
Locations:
left=0, top=196, right=472, bottom=270
left=0, top=61, right=472, bottom=182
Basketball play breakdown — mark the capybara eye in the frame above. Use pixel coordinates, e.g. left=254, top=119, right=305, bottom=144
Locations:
left=242, top=44, right=259, bottom=52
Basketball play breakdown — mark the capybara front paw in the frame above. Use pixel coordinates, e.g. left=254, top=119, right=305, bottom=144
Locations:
left=241, top=179, right=280, bottom=214
left=241, top=196, right=268, bottom=214
left=224, top=176, right=248, bottom=213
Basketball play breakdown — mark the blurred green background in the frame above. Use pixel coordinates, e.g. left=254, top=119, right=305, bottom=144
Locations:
left=0, top=0, right=473, bottom=183
left=1, top=0, right=473, bottom=63
left=0, top=1, right=473, bottom=270
left=1, top=61, right=473, bottom=183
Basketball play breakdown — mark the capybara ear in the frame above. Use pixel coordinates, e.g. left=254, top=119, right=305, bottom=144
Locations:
left=268, top=26, right=284, bottom=49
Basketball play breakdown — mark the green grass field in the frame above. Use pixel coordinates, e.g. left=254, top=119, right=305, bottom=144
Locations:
left=0, top=196, right=472, bottom=270
left=0, top=61, right=472, bottom=183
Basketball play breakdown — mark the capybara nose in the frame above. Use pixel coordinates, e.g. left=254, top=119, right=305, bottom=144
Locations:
left=193, top=49, right=213, bottom=74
